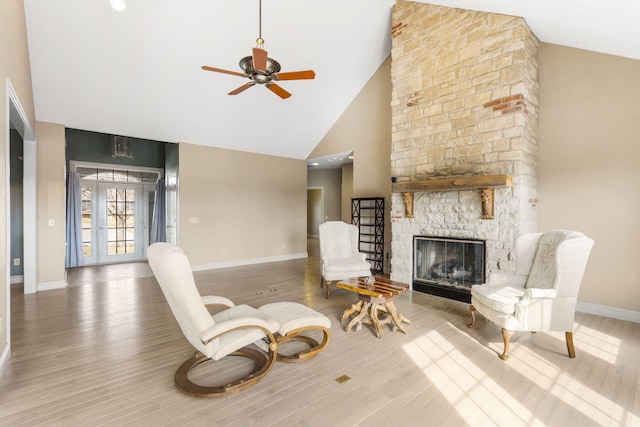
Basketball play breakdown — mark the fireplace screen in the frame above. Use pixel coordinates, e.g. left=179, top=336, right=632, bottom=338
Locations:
left=414, top=236, right=485, bottom=296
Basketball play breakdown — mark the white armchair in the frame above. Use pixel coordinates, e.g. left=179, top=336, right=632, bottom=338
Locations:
left=148, top=242, right=279, bottom=397
left=148, top=243, right=332, bottom=397
left=319, top=221, right=371, bottom=298
left=468, top=230, right=594, bottom=360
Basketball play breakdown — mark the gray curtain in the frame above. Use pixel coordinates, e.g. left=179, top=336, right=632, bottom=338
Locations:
left=65, top=173, right=84, bottom=268
left=150, top=178, right=166, bottom=244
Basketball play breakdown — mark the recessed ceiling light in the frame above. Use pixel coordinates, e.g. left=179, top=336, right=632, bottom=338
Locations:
left=110, top=0, right=126, bottom=12
left=311, top=162, right=319, bottom=166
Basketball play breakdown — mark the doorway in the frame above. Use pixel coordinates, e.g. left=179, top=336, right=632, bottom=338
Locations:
left=306, top=151, right=353, bottom=229
left=72, top=162, right=162, bottom=265
left=307, top=187, right=323, bottom=238
left=6, top=82, right=36, bottom=295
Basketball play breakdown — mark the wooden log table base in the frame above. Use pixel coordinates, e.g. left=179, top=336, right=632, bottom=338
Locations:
left=337, top=277, right=411, bottom=338
left=340, top=299, right=411, bottom=338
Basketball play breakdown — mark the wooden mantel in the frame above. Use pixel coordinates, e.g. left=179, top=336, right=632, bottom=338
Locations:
left=391, top=174, right=513, bottom=220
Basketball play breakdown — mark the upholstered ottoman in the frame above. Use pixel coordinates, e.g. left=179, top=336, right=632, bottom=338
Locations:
left=258, top=302, right=331, bottom=362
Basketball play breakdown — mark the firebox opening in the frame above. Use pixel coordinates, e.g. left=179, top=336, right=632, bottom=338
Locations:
left=413, top=236, right=486, bottom=303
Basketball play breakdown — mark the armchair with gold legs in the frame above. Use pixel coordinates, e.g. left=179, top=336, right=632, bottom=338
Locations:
left=467, top=230, right=594, bottom=361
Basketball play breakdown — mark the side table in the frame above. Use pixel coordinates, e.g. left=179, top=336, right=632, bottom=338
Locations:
left=337, top=276, right=411, bottom=338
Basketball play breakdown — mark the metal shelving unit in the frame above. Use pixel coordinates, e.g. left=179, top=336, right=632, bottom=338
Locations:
left=351, top=197, right=384, bottom=274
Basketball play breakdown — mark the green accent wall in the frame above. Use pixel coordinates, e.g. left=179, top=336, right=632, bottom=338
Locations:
left=65, top=128, right=167, bottom=169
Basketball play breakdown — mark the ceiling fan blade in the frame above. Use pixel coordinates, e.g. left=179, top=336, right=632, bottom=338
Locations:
left=202, top=65, right=245, bottom=77
left=266, top=83, right=291, bottom=99
left=253, top=48, right=268, bottom=71
left=228, top=83, right=255, bottom=95
left=276, top=70, right=316, bottom=81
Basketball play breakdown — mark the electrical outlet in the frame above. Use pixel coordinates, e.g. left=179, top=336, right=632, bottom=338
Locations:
left=189, top=217, right=198, bottom=224
left=13, top=258, right=20, bottom=266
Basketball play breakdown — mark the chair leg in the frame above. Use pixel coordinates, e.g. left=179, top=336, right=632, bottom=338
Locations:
left=325, top=281, right=333, bottom=299
left=275, top=326, right=331, bottom=363
left=468, top=305, right=477, bottom=328
left=174, top=345, right=277, bottom=397
left=500, top=329, right=514, bottom=361
left=566, top=331, right=576, bottom=358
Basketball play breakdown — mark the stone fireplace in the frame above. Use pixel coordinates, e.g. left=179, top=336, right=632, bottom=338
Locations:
left=389, top=1, right=540, bottom=293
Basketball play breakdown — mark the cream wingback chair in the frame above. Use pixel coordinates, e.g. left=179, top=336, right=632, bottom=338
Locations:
left=468, top=230, right=594, bottom=361
left=148, top=243, right=331, bottom=397
left=318, top=221, right=371, bottom=298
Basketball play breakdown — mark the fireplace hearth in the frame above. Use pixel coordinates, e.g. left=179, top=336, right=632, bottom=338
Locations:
left=413, top=236, right=486, bottom=303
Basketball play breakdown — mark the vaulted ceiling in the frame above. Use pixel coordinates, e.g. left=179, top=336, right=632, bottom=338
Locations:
left=23, top=0, right=639, bottom=160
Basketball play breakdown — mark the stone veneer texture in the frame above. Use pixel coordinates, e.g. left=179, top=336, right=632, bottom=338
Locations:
left=390, top=1, right=540, bottom=285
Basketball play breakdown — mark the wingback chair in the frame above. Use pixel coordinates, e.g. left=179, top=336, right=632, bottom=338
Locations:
left=148, top=243, right=331, bottom=397
left=468, top=230, right=594, bottom=361
left=318, top=221, right=371, bottom=298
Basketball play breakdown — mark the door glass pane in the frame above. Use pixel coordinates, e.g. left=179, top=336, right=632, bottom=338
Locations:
left=141, top=172, right=159, bottom=182
left=77, top=167, right=98, bottom=179
left=112, top=170, right=128, bottom=182
left=98, top=168, right=114, bottom=181
left=106, top=188, right=136, bottom=255
left=81, top=186, right=93, bottom=256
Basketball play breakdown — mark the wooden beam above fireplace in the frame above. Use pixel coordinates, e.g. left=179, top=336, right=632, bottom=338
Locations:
left=391, top=174, right=513, bottom=220
left=391, top=174, right=513, bottom=193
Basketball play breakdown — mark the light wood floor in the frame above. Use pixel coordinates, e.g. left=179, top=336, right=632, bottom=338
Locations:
left=1, top=240, right=639, bottom=426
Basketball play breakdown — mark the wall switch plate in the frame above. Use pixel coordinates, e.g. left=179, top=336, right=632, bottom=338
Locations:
left=48, top=219, right=55, bottom=227
left=13, top=258, right=20, bottom=266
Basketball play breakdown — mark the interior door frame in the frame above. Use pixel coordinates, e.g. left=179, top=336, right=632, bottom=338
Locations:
left=70, top=161, right=163, bottom=265
left=4, top=79, right=37, bottom=375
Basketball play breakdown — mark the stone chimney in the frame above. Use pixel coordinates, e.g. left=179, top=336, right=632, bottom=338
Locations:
left=389, top=1, right=540, bottom=285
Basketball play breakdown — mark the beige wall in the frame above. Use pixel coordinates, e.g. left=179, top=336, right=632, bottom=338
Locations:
left=178, top=143, right=307, bottom=265
left=0, top=0, right=36, bottom=358
left=309, top=55, right=392, bottom=199
left=538, top=44, right=640, bottom=311
left=35, top=122, right=67, bottom=285
left=341, top=163, right=354, bottom=222
left=309, top=55, right=392, bottom=272
left=307, top=168, right=342, bottom=221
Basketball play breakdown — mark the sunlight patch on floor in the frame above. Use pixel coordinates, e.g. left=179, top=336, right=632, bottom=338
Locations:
left=574, top=323, right=621, bottom=364
left=403, top=329, right=543, bottom=426
left=513, top=345, right=627, bottom=425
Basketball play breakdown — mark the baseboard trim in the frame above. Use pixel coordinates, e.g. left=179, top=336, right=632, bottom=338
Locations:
left=577, top=301, right=640, bottom=324
left=10, top=275, right=23, bottom=284
left=191, top=252, right=308, bottom=272
left=37, top=280, right=68, bottom=292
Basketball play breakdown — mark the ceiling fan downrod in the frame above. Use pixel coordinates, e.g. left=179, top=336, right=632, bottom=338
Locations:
left=256, top=0, right=264, bottom=49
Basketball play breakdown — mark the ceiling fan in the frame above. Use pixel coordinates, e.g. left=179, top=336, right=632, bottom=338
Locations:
left=201, top=0, right=315, bottom=99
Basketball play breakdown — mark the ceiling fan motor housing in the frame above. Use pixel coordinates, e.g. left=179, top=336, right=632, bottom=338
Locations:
left=239, top=56, right=282, bottom=84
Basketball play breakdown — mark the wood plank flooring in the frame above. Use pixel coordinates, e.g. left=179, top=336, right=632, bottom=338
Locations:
left=1, top=239, right=639, bottom=426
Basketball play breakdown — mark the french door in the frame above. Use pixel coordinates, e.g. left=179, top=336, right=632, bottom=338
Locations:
left=81, top=181, right=156, bottom=264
